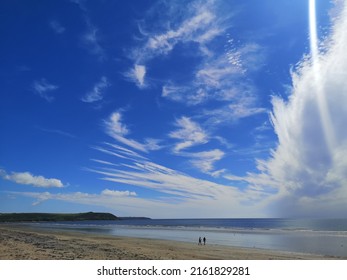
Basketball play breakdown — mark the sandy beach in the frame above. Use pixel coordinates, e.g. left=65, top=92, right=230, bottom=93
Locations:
left=0, top=225, right=343, bottom=260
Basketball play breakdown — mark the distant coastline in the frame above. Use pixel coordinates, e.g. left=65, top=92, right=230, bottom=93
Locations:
left=0, top=212, right=119, bottom=222
left=0, top=212, right=152, bottom=222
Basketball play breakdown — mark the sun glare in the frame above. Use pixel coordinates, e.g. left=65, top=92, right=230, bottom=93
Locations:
left=309, top=0, right=335, bottom=153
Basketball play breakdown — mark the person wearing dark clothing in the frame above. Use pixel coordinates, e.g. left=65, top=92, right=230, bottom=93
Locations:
left=198, top=237, right=202, bottom=245
left=203, top=237, right=206, bottom=245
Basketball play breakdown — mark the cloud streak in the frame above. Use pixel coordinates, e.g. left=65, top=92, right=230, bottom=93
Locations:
left=133, top=1, right=222, bottom=63
left=104, top=111, right=162, bottom=153
left=81, top=76, right=110, bottom=103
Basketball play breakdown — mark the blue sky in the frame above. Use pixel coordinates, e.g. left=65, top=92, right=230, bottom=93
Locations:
left=1, top=0, right=347, bottom=218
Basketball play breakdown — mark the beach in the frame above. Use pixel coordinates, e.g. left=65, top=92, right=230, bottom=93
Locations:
left=0, top=225, right=342, bottom=260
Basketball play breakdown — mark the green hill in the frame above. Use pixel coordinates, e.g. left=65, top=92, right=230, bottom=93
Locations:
left=0, top=212, right=119, bottom=222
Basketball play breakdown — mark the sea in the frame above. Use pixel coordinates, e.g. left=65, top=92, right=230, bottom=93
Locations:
left=26, top=218, right=347, bottom=258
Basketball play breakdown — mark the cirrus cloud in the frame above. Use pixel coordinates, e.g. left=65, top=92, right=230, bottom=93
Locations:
left=81, top=76, right=110, bottom=103
left=169, top=116, right=209, bottom=152
left=104, top=111, right=162, bottom=153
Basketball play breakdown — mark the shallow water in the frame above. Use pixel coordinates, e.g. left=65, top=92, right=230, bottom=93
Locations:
left=27, top=218, right=347, bottom=257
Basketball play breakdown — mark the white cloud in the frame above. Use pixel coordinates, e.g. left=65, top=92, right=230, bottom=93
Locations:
left=188, top=149, right=225, bottom=173
left=132, top=1, right=222, bottom=62
left=162, top=83, right=197, bottom=104
left=169, top=116, right=208, bottom=152
left=101, top=188, right=137, bottom=197
left=143, top=9, right=216, bottom=56
left=195, top=56, right=244, bottom=89
left=104, top=111, right=162, bottom=153
left=81, top=76, right=110, bottom=103
left=124, top=64, right=147, bottom=89
left=201, top=94, right=267, bottom=126
left=143, top=138, right=163, bottom=151
left=105, top=111, right=129, bottom=135
left=32, top=78, right=59, bottom=102
left=104, top=111, right=144, bottom=152
left=90, top=159, right=118, bottom=166
left=228, top=102, right=267, bottom=119
left=93, top=142, right=148, bottom=161
left=167, top=117, right=225, bottom=174
left=228, top=2, right=347, bottom=217
left=0, top=169, right=64, bottom=188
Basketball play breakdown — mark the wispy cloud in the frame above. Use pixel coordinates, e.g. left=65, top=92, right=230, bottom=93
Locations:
left=94, top=142, right=148, bottom=161
left=201, top=95, right=267, bottom=126
left=187, top=149, right=225, bottom=174
left=124, top=64, right=147, bottom=89
left=104, top=111, right=162, bottom=153
left=101, top=188, right=137, bottom=197
left=72, top=0, right=105, bottom=60
left=82, top=23, right=105, bottom=59
left=162, top=83, right=190, bottom=103
left=32, top=78, right=59, bottom=102
left=0, top=169, right=64, bottom=188
left=169, top=116, right=208, bottom=152
left=134, top=1, right=221, bottom=60
left=49, top=20, right=65, bottom=34
left=81, top=76, right=110, bottom=103
left=36, top=126, right=76, bottom=138
left=140, top=8, right=217, bottom=58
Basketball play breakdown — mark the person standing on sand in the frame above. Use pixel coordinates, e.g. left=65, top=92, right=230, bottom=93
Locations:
left=203, top=237, right=206, bottom=245
left=198, top=237, right=202, bottom=245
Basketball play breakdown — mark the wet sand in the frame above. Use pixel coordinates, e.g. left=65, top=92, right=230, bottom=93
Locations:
left=0, top=225, right=342, bottom=260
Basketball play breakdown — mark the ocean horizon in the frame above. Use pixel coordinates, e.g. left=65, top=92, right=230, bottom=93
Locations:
left=25, top=218, right=347, bottom=258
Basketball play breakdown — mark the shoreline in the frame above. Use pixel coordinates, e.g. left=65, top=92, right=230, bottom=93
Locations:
left=0, top=224, right=344, bottom=260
